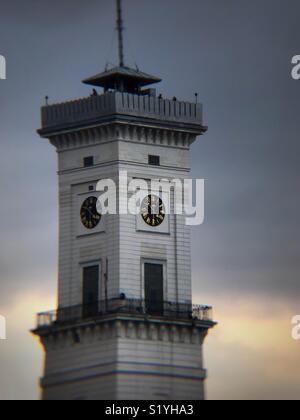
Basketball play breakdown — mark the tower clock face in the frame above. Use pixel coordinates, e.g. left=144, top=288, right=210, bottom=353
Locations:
left=80, top=196, right=101, bottom=229
left=141, top=195, right=166, bottom=227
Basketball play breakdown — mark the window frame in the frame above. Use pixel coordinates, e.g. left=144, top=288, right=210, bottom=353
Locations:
left=148, top=155, right=160, bottom=166
left=83, top=156, right=94, bottom=168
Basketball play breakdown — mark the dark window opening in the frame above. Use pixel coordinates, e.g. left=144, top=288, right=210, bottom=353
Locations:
left=89, top=185, right=94, bottom=191
left=84, top=156, right=94, bottom=167
left=149, top=155, right=160, bottom=166
left=145, top=263, right=164, bottom=316
left=82, top=265, right=99, bottom=318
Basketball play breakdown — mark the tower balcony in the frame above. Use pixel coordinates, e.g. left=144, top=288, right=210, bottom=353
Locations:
left=38, top=92, right=206, bottom=137
left=34, top=297, right=215, bottom=332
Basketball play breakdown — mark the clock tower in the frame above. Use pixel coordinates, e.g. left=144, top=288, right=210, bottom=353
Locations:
left=33, top=0, right=215, bottom=400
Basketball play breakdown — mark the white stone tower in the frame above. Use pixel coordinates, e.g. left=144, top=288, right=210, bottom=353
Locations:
left=33, top=0, right=215, bottom=401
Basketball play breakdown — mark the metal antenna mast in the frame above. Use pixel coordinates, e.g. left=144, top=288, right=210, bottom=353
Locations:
left=116, top=0, right=125, bottom=67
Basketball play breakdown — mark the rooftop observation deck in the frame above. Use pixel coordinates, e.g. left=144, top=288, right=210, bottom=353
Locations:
left=39, top=92, right=205, bottom=136
left=34, top=297, right=215, bottom=332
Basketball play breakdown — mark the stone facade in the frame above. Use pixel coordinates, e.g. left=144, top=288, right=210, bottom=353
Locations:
left=39, top=317, right=208, bottom=401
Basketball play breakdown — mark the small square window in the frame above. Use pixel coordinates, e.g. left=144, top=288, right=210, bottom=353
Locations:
left=89, top=185, right=94, bottom=191
left=83, top=156, right=94, bottom=167
left=149, top=155, right=160, bottom=166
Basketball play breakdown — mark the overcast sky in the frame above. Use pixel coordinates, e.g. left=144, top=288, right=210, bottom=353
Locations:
left=0, top=0, right=300, bottom=400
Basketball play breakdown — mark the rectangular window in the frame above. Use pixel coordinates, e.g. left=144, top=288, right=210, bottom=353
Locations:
left=148, top=155, right=160, bottom=166
left=144, top=263, right=164, bottom=316
left=82, top=265, right=99, bottom=318
left=83, top=156, right=94, bottom=167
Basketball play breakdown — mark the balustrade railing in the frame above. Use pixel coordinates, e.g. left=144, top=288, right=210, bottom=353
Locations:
left=36, top=297, right=213, bottom=329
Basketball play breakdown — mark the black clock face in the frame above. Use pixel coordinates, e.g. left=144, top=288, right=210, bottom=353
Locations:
left=141, top=195, right=166, bottom=227
left=80, top=196, right=101, bottom=229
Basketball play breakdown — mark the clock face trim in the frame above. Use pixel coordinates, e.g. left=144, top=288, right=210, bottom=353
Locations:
left=80, top=196, right=101, bottom=230
left=141, top=194, right=166, bottom=227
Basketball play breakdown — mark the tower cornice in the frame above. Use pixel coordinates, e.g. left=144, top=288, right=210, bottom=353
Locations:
left=32, top=316, right=214, bottom=346
left=38, top=92, right=207, bottom=140
left=48, top=122, right=198, bottom=152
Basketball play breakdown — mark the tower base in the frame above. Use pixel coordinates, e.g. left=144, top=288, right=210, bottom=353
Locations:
left=34, top=316, right=212, bottom=401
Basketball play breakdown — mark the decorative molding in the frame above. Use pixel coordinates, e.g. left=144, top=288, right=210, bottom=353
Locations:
left=40, top=318, right=207, bottom=352
left=49, top=123, right=196, bottom=152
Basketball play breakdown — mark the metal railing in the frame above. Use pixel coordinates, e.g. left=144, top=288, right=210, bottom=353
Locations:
left=36, top=297, right=213, bottom=329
